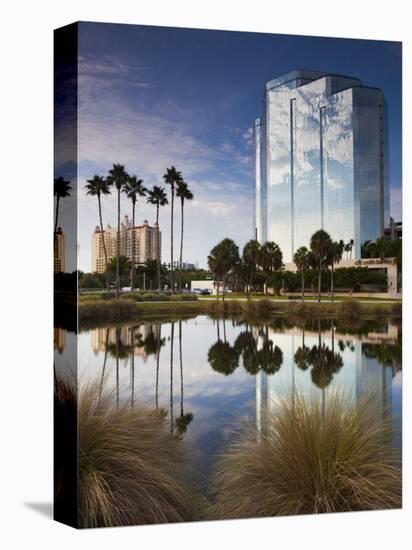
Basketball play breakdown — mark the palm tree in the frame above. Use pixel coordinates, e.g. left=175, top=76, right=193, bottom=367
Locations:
left=242, top=240, right=261, bottom=296
left=147, top=185, right=168, bottom=291
left=54, top=177, right=72, bottom=235
left=208, top=239, right=240, bottom=300
left=327, top=240, right=344, bottom=302
left=374, top=236, right=390, bottom=262
left=123, top=175, right=146, bottom=291
left=107, top=255, right=131, bottom=287
left=163, top=166, right=183, bottom=291
left=176, top=181, right=194, bottom=291
left=85, top=175, right=112, bottom=290
left=107, top=164, right=129, bottom=297
left=259, top=241, right=283, bottom=296
left=310, top=229, right=332, bottom=303
left=293, top=246, right=311, bottom=302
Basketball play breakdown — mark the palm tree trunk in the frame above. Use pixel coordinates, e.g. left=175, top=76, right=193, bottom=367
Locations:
left=223, top=318, right=227, bottom=342
left=331, top=262, right=334, bottom=303
left=170, top=322, right=175, bottom=434
left=318, top=263, right=322, bottom=303
left=179, top=198, right=184, bottom=292
left=216, top=319, right=220, bottom=341
left=156, top=205, right=161, bottom=291
left=179, top=320, right=184, bottom=417
left=170, top=186, right=174, bottom=292
left=216, top=280, right=219, bottom=301
left=54, top=197, right=60, bottom=266
left=116, top=188, right=120, bottom=298
left=54, top=197, right=60, bottom=235
left=97, top=195, right=110, bottom=291
left=131, top=200, right=136, bottom=291
left=301, top=271, right=305, bottom=302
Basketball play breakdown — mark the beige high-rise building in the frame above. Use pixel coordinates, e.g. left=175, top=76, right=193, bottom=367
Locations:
left=92, top=216, right=161, bottom=273
left=54, top=227, right=65, bottom=273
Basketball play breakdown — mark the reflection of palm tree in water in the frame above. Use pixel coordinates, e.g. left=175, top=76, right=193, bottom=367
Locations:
left=106, top=328, right=132, bottom=408
left=130, top=327, right=135, bottom=408
left=294, top=327, right=310, bottom=371
left=155, top=325, right=166, bottom=411
left=234, top=325, right=282, bottom=376
left=170, top=322, right=175, bottom=434
left=175, top=320, right=194, bottom=437
left=99, top=328, right=110, bottom=402
left=256, top=326, right=283, bottom=375
left=308, top=322, right=343, bottom=418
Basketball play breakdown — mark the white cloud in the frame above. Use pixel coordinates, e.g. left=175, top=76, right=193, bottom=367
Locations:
left=74, top=55, right=253, bottom=271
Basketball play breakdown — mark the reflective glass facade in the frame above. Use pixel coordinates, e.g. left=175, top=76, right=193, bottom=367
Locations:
left=254, top=70, right=389, bottom=261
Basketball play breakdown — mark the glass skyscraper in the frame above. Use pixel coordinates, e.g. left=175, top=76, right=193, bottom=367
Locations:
left=254, top=69, right=389, bottom=262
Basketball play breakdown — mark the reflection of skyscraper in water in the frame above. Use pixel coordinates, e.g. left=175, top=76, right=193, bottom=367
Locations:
left=255, top=323, right=399, bottom=437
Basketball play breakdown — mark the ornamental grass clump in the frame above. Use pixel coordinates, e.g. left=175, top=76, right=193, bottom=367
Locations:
left=209, top=391, right=401, bottom=519
left=55, top=377, right=202, bottom=528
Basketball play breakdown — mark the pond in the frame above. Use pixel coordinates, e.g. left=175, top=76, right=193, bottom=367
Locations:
left=55, top=315, right=402, bottom=483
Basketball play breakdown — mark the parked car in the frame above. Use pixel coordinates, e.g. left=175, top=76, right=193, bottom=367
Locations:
left=200, top=289, right=211, bottom=295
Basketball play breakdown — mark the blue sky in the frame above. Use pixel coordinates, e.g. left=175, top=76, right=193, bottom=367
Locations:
left=61, top=22, right=402, bottom=272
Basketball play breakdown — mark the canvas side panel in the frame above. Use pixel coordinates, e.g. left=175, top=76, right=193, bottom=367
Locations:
left=53, top=22, right=79, bottom=529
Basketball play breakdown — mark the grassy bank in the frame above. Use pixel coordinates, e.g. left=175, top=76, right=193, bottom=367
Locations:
left=79, top=297, right=401, bottom=330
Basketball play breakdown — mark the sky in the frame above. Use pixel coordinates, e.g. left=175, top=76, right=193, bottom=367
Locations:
left=55, top=22, right=402, bottom=272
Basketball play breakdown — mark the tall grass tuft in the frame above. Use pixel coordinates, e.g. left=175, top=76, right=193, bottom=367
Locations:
left=55, top=377, right=202, bottom=527
left=209, top=391, right=401, bottom=518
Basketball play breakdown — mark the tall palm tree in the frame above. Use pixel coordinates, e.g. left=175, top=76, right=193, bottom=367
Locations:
left=147, top=185, right=168, bottom=291
left=208, top=239, right=240, bottom=300
left=107, top=164, right=129, bottom=297
left=310, top=229, right=332, bottom=303
left=242, top=240, right=261, bottom=297
left=327, top=240, right=344, bottom=302
left=293, top=246, right=311, bottom=302
left=259, top=241, right=283, bottom=296
left=123, top=175, right=146, bottom=291
left=374, top=236, right=390, bottom=262
left=176, top=181, right=194, bottom=291
left=163, top=166, right=183, bottom=291
left=54, top=177, right=72, bottom=235
left=85, top=175, right=112, bottom=290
